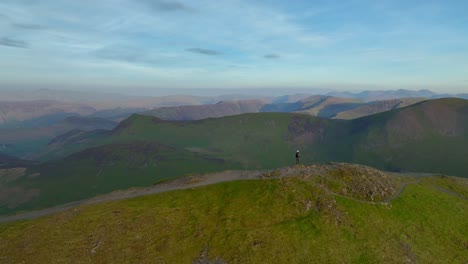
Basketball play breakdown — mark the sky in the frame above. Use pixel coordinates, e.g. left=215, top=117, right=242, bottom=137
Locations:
left=0, top=0, right=467, bottom=94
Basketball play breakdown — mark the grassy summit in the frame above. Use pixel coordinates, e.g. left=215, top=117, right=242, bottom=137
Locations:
left=1, top=164, right=466, bottom=263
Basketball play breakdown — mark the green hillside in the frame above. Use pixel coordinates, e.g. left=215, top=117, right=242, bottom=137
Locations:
left=1, top=164, right=466, bottom=263
left=333, top=98, right=426, bottom=119
left=0, top=141, right=238, bottom=215
left=349, top=98, right=468, bottom=174
left=0, top=153, right=35, bottom=168
left=111, top=112, right=334, bottom=168
left=2, top=98, right=467, bottom=215
left=0, top=116, right=117, bottom=159
left=71, top=98, right=468, bottom=176
left=42, top=112, right=338, bottom=166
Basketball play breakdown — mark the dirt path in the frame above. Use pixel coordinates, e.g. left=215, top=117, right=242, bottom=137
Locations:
left=0, top=168, right=463, bottom=223
left=382, top=180, right=422, bottom=203
left=0, top=170, right=264, bottom=223
left=429, top=185, right=468, bottom=200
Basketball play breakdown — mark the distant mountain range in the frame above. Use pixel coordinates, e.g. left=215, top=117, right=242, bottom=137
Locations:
left=327, top=89, right=468, bottom=101
left=144, top=100, right=265, bottom=121
left=0, top=89, right=272, bottom=108
left=0, top=92, right=216, bottom=126
left=1, top=88, right=466, bottom=104
left=0, top=100, right=96, bottom=127
left=145, top=96, right=427, bottom=121
left=120, top=89, right=467, bottom=122
left=1, top=88, right=466, bottom=160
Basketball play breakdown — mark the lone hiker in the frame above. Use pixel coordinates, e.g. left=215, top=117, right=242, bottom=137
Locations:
left=295, top=150, right=300, bottom=164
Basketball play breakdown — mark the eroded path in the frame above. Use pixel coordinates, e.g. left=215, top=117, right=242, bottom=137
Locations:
left=0, top=170, right=263, bottom=223
left=1, top=164, right=465, bottom=223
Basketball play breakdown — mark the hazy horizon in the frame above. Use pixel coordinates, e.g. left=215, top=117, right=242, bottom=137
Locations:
left=1, top=86, right=467, bottom=98
left=1, top=0, right=467, bottom=94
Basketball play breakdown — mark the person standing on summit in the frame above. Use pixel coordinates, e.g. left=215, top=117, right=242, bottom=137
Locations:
left=295, top=150, right=300, bottom=164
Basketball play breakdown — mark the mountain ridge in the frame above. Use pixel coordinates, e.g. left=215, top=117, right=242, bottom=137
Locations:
left=144, top=100, right=265, bottom=121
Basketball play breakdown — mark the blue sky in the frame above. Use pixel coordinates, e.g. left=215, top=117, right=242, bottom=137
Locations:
left=0, top=0, right=467, bottom=93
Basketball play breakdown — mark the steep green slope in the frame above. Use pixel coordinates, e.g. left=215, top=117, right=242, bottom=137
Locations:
left=1, top=113, right=343, bottom=215
left=349, top=98, right=468, bottom=175
left=3, top=99, right=466, bottom=215
left=1, top=164, right=466, bottom=263
left=0, top=116, right=117, bottom=159
left=40, top=112, right=334, bottom=165
left=46, top=111, right=324, bottom=159
left=334, top=98, right=427, bottom=119
left=40, top=98, right=468, bottom=176
left=38, top=129, right=111, bottom=161
left=110, top=98, right=468, bottom=176
left=0, top=141, right=237, bottom=215
left=110, top=113, right=341, bottom=168
left=0, top=153, right=35, bottom=168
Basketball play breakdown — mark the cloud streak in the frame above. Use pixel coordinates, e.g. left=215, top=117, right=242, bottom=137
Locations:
left=264, top=54, right=280, bottom=59
left=0, top=0, right=467, bottom=92
left=139, top=0, right=190, bottom=12
left=12, top=23, right=45, bottom=30
left=0, top=37, right=28, bottom=48
left=92, top=45, right=182, bottom=67
left=93, top=45, right=148, bottom=63
left=186, top=48, right=222, bottom=56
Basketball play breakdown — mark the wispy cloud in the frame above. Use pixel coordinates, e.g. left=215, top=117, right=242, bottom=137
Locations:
left=0, top=0, right=467, bottom=92
left=93, top=45, right=149, bottom=63
left=12, top=23, right=45, bottom=30
left=0, top=37, right=28, bottom=48
left=186, top=48, right=222, bottom=56
left=139, top=0, right=191, bottom=12
left=92, top=45, right=183, bottom=67
left=264, top=54, right=280, bottom=59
